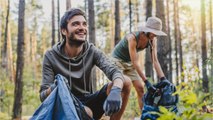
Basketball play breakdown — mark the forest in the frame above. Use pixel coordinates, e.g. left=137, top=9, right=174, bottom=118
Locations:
left=0, top=0, right=212, bottom=119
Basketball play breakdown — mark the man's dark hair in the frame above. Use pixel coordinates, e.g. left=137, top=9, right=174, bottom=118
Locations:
left=60, top=8, right=86, bottom=40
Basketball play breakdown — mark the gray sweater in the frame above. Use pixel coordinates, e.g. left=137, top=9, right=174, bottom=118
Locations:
left=40, top=40, right=124, bottom=100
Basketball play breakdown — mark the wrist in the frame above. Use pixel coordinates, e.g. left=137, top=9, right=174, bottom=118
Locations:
left=111, top=86, right=122, bottom=92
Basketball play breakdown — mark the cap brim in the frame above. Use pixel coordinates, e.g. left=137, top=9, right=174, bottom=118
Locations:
left=139, top=26, right=167, bottom=36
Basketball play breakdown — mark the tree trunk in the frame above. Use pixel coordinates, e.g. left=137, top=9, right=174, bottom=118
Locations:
left=210, top=0, right=213, bottom=76
left=52, top=0, right=55, bottom=46
left=31, top=33, right=37, bottom=82
left=156, top=0, right=169, bottom=81
left=57, top=0, right=60, bottom=42
left=41, top=27, right=47, bottom=55
left=176, top=0, right=184, bottom=82
left=145, top=0, right=154, bottom=79
left=114, top=0, right=121, bottom=46
left=135, top=0, right=139, bottom=27
left=201, top=0, right=208, bottom=92
left=166, top=0, right=173, bottom=82
left=7, top=23, right=14, bottom=81
left=12, top=0, right=25, bottom=119
left=2, top=0, right=10, bottom=70
left=66, top=0, right=71, bottom=10
left=25, top=28, right=30, bottom=65
left=129, top=0, right=132, bottom=32
left=88, top=0, right=97, bottom=91
left=0, top=5, right=2, bottom=61
left=173, top=0, right=179, bottom=85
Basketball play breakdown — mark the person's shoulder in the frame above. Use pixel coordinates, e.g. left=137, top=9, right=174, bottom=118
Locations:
left=126, top=33, right=136, bottom=42
left=43, top=47, right=55, bottom=57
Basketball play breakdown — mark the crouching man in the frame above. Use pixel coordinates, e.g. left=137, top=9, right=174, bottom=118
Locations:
left=39, top=8, right=131, bottom=120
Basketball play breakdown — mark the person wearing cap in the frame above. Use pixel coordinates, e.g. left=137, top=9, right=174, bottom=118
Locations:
left=111, top=17, right=167, bottom=110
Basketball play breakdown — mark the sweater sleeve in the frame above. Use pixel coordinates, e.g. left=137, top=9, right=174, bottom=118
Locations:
left=39, top=51, right=55, bottom=102
left=93, top=46, right=124, bottom=82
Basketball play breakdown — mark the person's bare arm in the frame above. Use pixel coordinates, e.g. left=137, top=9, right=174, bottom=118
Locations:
left=151, top=38, right=165, bottom=78
left=127, top=34, right=147, bottom=81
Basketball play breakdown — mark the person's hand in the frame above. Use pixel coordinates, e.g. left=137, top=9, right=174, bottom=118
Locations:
left=144, top=80, right=156, bottom=93
left=103, top=86, right=122, bottom=116
left=50, top=80, right=57, bottom=92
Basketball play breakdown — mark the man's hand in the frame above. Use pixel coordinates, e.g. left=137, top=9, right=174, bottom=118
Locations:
left=144, top=80, right=156, bottom=93
left=103, top=86, right=122, bottom=116
left=50, top=80, right=57, bottom=92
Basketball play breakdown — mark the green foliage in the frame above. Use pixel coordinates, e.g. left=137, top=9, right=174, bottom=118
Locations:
left=123, top=87, right=141, bottom=119
left=0, top=112, right=10, bottom=120
left=22, top=63, right=41, bottom=115
left=156, top=81, right=212, bottom=120
left=0, top=68, right=14, bottom=116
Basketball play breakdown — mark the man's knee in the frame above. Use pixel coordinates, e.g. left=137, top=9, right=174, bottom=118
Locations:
left=122, top=75, right=132, bottom=92
left=84, top=106, right=93, bottom=118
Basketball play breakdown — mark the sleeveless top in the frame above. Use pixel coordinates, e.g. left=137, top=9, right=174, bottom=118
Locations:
left=112, top=31, right=149, bottom=62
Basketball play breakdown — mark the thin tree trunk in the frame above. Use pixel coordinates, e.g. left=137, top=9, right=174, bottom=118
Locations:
left=52, top=0, right=55, bottom=46
left=12, top=0, right=25, bottom=119
left=7, top=23, right=14, bottom=81
left=57, top=0, right=60, bottom=42
left=0, top=6, right=1, bottom=61
left=145, top=0, right=154, bottom=79
left=114, top=0, right=121, bottom=46
left=66, top=0, right=71, bottom=10
left=84, top=0, right=87, bottom=16
left=129, top=0, right=132, bottom=32
left=173, top=0, right=179, bottom=85
left=135, top=0, right=139, bottom=27
left=166, top=0, right=173, bottom=82
left=31, top=33, right=37, bottom=82
left=210, top=0, right=213, bottom=76
left=156, top=0, right=169, bottom=81
left=41, top=27, right=47, bottom=55
left=176, top=0, right=184, bottom=82
left=110, top=0, right=115, bottom=51
left=88, top=0, right=96, bottom=91
left=25, top=28, right=30, bottom=65
left=2, top=0, right=10, bottom=69
left=201, top=0, right=208, bottom=92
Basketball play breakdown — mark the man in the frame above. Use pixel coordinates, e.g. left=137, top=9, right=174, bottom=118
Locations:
left=40, top=8, right=131, bottom=120
left=111, top=17, right=167, bottom=110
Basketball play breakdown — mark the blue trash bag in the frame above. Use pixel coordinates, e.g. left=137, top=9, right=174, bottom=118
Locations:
left=141, top=80, right=178, bottom=120
left=30, top=74, right=80, bottom=120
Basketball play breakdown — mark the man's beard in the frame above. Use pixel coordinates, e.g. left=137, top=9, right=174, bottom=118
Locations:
left=68, top=32, right=86, bottom=47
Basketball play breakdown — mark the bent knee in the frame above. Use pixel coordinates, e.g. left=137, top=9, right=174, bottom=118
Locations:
left=84, top=106, right=93, bottom=118
left=123, top=75, right=132, bottom=91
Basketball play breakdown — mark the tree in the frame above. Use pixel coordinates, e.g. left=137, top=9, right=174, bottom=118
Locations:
left=145, top=0, right=154, bottom=79
left=176, top=0, right=184, bottom=82
left=51, top=0, right=55, bottom=46
left=66, top=0, right=71, bottom=10
left=210, top=0, right=213, bottom=76
left=2, top=0, right=9, bottom=70
left=201, top=0, right=208, bottom=92
left=7, top=23, right=14, bottom=81
left=12, top=0, right=25, bottom=119
left=88, top=0, right=97, bottom=91
left=166, top=0, right=173, bottom=82
left=57, top=0, right=60, bottom=42
left=156, top=0, right=169, bottom=80
left=129, top=0, right=132, bottom=32
left=114, top=0, right=120, bottom=46
left=173, top=0, right=179, bottom=84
